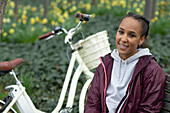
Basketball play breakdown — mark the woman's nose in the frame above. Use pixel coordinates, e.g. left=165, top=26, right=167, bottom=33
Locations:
left=121, top=34, right=128, bottom=42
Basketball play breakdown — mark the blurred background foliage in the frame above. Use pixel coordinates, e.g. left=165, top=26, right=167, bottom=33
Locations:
left=0, top=0, right=170, bottom=112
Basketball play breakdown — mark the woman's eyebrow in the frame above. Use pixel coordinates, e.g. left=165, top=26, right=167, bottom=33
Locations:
left=119, top=27, right=124, bottom=30
left=129, top=31, right=137, bottom=35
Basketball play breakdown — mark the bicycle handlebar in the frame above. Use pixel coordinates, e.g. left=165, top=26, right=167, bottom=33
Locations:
left=75, top=13, right=92, bottom=21
left=38, top=13, right=92, bottom=43
left=38, top=26, right=63, bottom=40
left=38, top=31, right=53, bottom=40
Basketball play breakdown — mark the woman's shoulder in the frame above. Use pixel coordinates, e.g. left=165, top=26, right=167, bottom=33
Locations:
left=96, top=53, right=113, bottom=73
left=143, top=56, right=166, bottom=80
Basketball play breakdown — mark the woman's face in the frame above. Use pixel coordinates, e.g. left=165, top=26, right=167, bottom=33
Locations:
left=116, top=17, right=145, bottom=60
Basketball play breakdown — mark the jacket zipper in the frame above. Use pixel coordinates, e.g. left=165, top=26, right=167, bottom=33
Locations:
left=116, top=91, right=129, bottom=113
left=99, top=57, right=107, bottom=113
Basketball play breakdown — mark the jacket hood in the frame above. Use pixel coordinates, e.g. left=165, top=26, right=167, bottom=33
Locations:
left=111, top=48, right=152, bottom=64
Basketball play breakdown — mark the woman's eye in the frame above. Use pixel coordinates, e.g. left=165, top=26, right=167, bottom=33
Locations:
left=129, top=34, right=136, bottom=37
left=119, top=30, right=124, bottom=34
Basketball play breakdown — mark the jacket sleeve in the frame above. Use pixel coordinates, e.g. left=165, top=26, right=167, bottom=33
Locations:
left=84, top=67, right=102, bottom=113
left=138, top=62, right=166, bottom=113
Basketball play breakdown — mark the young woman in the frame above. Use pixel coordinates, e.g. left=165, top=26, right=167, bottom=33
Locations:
left=84, top=12, right=166, bottom=113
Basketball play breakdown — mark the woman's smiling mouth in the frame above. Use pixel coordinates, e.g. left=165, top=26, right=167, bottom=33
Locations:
left=119, top=43, right=129, bottom=49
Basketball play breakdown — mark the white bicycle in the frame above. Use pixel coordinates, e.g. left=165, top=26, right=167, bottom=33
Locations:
left=0, top=13, right=111, bottom=113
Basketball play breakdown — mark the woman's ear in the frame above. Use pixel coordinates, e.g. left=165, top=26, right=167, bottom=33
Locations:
left=139, top=36, right=145, bottom=46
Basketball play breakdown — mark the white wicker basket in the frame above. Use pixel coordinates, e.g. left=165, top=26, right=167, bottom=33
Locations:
left=73, top=30, right=111, bottom=70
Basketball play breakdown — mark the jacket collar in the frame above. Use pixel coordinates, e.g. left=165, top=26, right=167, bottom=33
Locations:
left=129, top=55, right=154, bottom=87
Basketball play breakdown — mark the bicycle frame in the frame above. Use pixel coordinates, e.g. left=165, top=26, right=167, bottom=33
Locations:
left=52, top=50, right=94, bottom=113
left=2, top=49, right=93, bottom=113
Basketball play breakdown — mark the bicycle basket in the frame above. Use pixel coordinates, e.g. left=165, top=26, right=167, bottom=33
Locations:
left=73, top=30, right=111, bottom=70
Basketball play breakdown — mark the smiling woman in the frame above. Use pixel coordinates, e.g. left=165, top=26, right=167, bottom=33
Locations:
left=116, top=14, right=147, bottom=60
left=84, top=12, right=166, bottom=113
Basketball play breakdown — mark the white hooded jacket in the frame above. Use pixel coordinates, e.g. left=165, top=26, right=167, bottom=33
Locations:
left=106, top=48, right=152, bottom=113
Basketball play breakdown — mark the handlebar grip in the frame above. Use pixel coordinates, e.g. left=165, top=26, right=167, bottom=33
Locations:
left=38, top=31, right=53, bottom=40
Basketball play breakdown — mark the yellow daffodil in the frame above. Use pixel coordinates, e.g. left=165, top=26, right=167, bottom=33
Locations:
left=72, top=6, right=77, bottom=11
left=22, top=15, right=27, bottom=20
left=55, top=22, right=59, bottom=26
left=75, top=19, right=79, bottom=23
left=25, top=5, right=31, bottom=10
left=151, top=18, right=155, bottom=23
left=133, top=3, right=138, bottom=8
left=51, top=20, right=55, bottom=25
left=12, top=23, right=16, bottom=27
left=3, top=18, right=7, bottom=23
left=43, top=27, right=47, bottom=32
left=106, top=0, right=110, bottom=4
left=139, top=12, right=143, bottom=15
left=92, top=14, right=96, bottom=18
left=63, top=6, right=67, bottom=10
left=35, top=16, right=40, bottom=22
left=42, top=18, right=48, bottom=24
left=83, top=21, right=86, bottom=24
left=18, top=19, right=21, bottom=23
left=32, top=7, right=37, bottom=12
left=69, top=6, right=77, bottom=13
left=23, top=20, right=27, bottom=24
left=68, top=3, right=71, bottom=7
left=128, top=4, right=131, bottom=9
left=3, top=32, right=7, bottom=37
left=63, top=11, right=69, bottom=19
left=155, top=11, right=159, bottom=16
left=136, top=8, right=141, bottom=13
left=51, top=1, right=56, bottom=6
left=151, top=16, right=158, bottom=23
left=9, top=29, right=15, bottom=34
left=23, top=10, right=27, bottom=15
left=120, top=1, right=126, bottom=8
left=86, top=3, right=91, bottom=11
left=142, top=1, right=145, bottom=5
left=106, top=5, right=111, bottom=10
left=30, top=18, right=35, bottom=24
left=112, top=1, right=117, bottom=7
left=9, top=9, right=14, bottom=16
left=40, top=8, right=44, bottom=13
left=154, top=16, right=158, bottom=21
left=56, top=12, right=61, bottom=17
left=9, top=1, right=15, bottom=8
left=161, top=1, right=166, bottom=6
left=31, top=27, right=35, bottom=31
left=100, top=0, right=105, bottom=4
left=139, top=4, right=143, bottom=8
left=72, top=1, right=76, bottom=5
left=63, top=0, right=67, bottom=4
left=58, top=16, right=65, bottom=23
